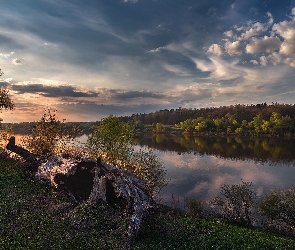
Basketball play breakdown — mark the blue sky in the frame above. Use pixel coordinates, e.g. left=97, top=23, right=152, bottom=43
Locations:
left=1, top=0, right=295, bottom=122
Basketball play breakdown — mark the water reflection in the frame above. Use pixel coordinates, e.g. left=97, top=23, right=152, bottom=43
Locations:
left=134, top=134, right=295, bottom=206
left=134, top=134, right=295, bottom=164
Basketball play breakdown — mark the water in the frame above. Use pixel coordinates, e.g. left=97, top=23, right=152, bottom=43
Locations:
left=134, top=134, right=295, bottom=206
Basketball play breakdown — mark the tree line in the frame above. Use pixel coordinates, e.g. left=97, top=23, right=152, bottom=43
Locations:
left=174, top=111, right=295, bottom=136
left=119, top=103, right=295, bottom=137
left=120, top=103, right=295, bottom=125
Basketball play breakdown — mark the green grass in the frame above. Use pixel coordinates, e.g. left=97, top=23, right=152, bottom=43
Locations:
left=1, top=155, right=295, bottom=250
left=133, top=208, right=295, bottom=249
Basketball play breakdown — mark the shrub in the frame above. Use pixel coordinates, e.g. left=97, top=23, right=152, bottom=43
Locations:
left=185, top=197, right=205, bottom=217
left=259, top=185, right=295, bottom=230
left=210, top=181, right=255, bottom=225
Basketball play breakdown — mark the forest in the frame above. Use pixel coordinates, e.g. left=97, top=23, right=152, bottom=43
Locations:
left=120, top=103, right=295, bottom=137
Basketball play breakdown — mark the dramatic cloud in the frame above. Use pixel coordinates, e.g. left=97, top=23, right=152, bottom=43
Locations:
left=0, top=1, right=295, bottom=122
left=208, top=7, right=295, bottom=68
left=11, top=84, right=98, bottom=98
left=245, top=36, right=281, bottom=53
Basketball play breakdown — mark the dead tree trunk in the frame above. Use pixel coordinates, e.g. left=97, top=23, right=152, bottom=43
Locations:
left=6, top=136, right=153, bottom=242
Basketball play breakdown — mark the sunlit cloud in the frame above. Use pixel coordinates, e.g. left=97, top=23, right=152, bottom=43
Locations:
left=0, top=1, right=294, bottom=122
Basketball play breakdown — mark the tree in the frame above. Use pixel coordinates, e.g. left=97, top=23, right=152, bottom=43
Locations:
left=21, top=108, right=82, bottom=155
left=0, top=69, right=14, bottom=149
left=87, top=115, right=134, bottom=165
left=87, top=116, right=166, bottom=194
left=0, top=69, right=14, bottom=110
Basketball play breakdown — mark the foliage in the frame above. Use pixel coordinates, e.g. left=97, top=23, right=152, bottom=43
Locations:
left=0, top=69, right=14, bottom=150
left=21, top=108, right=83, bottom=155
left=0, top=69, right=14, bottom=111
left=259, top=185, right=295, bottom=230
left=210, top=182, right=255, bottom=225
left=87, top=115, right=134, bottom=165
left=120, top=103, right=295, bottom=137
left=130, top=149, right=166, bottom=193
left=185, top=197, right=205, bottom=217
left=87, top=116, right=166, bottom=194
left=0, top=124, right=12, bottom=149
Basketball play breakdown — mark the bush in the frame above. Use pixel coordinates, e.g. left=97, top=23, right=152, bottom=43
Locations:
left=185, top=197, right=205, bottom=217
left=210, top=182, right=255, bottom=225
left=259, top=185, right=295, bottom=230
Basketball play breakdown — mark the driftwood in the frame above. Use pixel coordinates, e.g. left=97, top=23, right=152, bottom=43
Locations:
left=6, top=136, right=153, bottom=242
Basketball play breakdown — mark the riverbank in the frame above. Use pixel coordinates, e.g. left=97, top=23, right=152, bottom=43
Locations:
left=1, top=155, right=295, bottom=249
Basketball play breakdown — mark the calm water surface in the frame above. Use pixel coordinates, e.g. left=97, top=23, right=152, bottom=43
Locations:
left=134, top=134, right=295, bottom=206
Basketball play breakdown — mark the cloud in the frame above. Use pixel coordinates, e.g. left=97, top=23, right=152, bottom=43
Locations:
left=208, top=8, right=295, bottom=67
left=207, top=44, right=225, bottom=55
left=11, top=84, right=98, bottom=98
left=112, top=90, right=166, bottom=100
left=224, top=30, right=234, bottom=38
left=0, top=52, right=14, bottom=58
left=11, top=58, right=25, bottom=65
left=225, top=41, right=243, bottom=55
left=245, top=36, right=281, bottom=53
left=260, top=56, right=268, bottom=66
left=272, top=13, right=295, bottom=55
left=240, top=21, right=269, bottom=40
left=168, top=85, right=213, bottom=103
left=149, top=47, right=165, bottom=53
left=0, top=81, right=9, bottom=88
left=123, top=0, right=138, bottom=3
left=250, top=60, right=258, bottom=65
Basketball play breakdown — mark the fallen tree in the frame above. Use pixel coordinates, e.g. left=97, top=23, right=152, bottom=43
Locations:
left=6, top=136, right=153, bottom=243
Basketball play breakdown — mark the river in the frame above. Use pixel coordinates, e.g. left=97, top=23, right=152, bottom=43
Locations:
left=134, top=134, right=295, bottom=207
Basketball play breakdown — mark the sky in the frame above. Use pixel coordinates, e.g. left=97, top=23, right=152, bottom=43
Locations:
left=1, top=0, right=295, bottom=122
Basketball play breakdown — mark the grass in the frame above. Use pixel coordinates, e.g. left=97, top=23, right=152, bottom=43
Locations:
left=1, top=155, right=295, bottom=250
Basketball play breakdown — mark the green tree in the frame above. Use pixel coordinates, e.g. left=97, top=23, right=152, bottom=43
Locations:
left=249, top=114, right=264, bottom=134
left=195, top=118, right=214, bottom=132
left=87, top=116, right=166, bottom=194
left=152, top=122, right=164, bottom=133
left=87, top=116, right=134, bottom=165
left=177, top=118, right=200, bottom=132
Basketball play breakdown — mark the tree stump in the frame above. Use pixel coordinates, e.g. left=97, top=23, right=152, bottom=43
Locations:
left=6, top=136, right=153, bottom=242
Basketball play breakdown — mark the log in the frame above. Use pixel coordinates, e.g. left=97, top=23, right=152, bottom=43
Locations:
left=6, top=136, right=153, bottom=242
